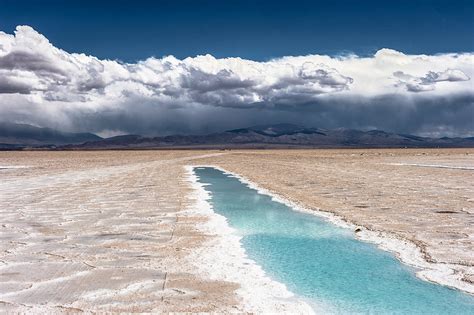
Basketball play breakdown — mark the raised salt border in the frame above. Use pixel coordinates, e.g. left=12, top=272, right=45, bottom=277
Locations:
left=185, top=165, right=318, bottom=313
left=185, top=164, right=473, bottom=312
left=0, top=165, right=29, bottom=169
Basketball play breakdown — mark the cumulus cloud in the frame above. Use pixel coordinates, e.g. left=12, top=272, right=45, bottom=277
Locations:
left=394, top=69, right=470, bottom=92
left=0, top=26, right=473, bottom=136
left=0, top=74, right=36, bottom=94
left=428, top=69, right=470, bottom=82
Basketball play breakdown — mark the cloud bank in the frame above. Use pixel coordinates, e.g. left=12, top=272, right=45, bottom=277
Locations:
left=0, top=26, right=473, bottom=137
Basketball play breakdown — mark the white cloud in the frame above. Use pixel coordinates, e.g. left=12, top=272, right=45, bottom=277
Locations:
left=0, top=25, right=473, bottom=136
left=431, top=69, right=470, bottom=82
left=394, top=69, right=471, bottom=92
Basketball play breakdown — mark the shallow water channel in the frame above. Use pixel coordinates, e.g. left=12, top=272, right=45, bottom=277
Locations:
left=195, top=167, right=474, bottom=314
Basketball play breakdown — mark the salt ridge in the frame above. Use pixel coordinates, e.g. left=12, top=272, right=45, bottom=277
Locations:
left=192, top=164, right=474, bottom=296
left=184, top=165, right=320, bottom=314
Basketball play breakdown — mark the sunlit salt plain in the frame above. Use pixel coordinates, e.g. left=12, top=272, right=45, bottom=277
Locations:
left=195, top=167, right=474, bottom=314
left=1, top=150, right=473, bottom=313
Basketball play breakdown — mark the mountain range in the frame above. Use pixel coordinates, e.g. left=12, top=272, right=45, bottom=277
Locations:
left=2, top=122, right=472, bottom=150
left=0, top=122, right=102, bottom=149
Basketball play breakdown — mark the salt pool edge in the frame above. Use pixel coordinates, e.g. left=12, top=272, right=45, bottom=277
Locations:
left=184, top=165, right=317, bottom=314
left=189, top=164, right=474, bottom=296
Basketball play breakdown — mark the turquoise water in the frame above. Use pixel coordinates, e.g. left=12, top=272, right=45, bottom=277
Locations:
left=195, top=167, right=474, bottom=314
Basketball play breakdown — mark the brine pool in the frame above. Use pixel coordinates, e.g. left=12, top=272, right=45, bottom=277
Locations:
left=194, top=167, right=474, bottom=314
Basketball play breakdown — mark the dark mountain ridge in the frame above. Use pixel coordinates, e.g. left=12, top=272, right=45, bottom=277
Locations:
left=2, top=122, right=473, bottom=150
left=63, top=123, right=474, bottom=150
left=0, top=122, right=102, bottom=148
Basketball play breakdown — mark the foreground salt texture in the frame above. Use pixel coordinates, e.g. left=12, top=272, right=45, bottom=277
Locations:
left=0, top=149, right=473, bottom=312
left=0, top=151, right=244, bottom=312
left=196, top=149, right=474, bottom=293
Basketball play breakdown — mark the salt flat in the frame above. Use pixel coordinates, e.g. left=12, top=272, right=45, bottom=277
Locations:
left=0, top=149, right=473, bottom=312
left=198, top=149, right=474, bottom=291
left=0, top=151, right=240, bottom=313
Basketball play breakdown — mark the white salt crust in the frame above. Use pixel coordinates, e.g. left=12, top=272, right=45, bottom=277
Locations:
left=0, top=165, right=29, bottom=169
left=185, top=165, right=320, bottom=314
left=187, top=165, right=474, bottom=299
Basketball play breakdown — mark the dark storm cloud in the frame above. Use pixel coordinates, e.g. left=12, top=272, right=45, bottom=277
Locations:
left=0, top=51, right=67, bottom=77
left=40, top=92, right=470, bottom=138
left=0, top=76, right=33, bottom=94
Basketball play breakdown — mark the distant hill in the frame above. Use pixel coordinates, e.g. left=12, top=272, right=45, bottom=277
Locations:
left=2, top=123, right=473, bottom=150
left=0, top=122, right=102, bottom=148
left=58, top=123, right=474, bottom=150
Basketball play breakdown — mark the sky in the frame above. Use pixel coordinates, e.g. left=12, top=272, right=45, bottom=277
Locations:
left=0, top=0, right=473, bottom=137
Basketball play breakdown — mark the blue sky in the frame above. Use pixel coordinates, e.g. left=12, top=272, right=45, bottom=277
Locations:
left=1, top=0, right=473, bottom=61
